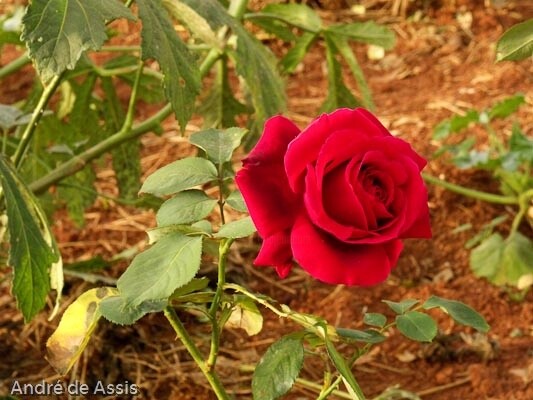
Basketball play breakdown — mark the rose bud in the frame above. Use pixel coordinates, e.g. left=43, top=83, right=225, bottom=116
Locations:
left=236, top=108, right=431, bottom=286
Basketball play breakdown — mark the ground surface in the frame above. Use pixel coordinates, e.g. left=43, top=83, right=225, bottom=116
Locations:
left=0, top=0, right=532, bottom=399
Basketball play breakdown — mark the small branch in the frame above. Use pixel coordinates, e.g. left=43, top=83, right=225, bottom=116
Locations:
left=511, top=189, right=533, bottom=234
left=0, top=53, right=31, bottom=79
left=422, top=173, right=518, bottom=205
left=12, top=74, right=63, bottom=168
left=29, top=49, right=223, bottom=195
left=207, top=238, right=234, bottom=369
left=164, top=306, right=231, bottom=400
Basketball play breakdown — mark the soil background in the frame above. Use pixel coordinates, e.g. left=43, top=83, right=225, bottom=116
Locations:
left=0, top=0, right=532, bottom=399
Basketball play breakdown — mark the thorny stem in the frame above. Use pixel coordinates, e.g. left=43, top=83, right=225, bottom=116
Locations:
left=29, top=48, right=223, bottom=195
left=11, top=74, right=62, bottom=168
left=422, top=172, right=519, bottom=205
left=164, top=306, right=231, bottom=400
left=207, top=238, right=234, bottom=369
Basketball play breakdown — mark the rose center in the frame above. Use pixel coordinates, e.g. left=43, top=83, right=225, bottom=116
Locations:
left=361, top=172, right=386, bottom=203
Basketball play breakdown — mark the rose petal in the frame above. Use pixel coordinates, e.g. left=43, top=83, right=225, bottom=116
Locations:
left=236, top=116, right=301, bottom=237
left=291, top=213, right=403, bottom=286
left=285, top=108, right=391, bottom=192
left=255, top=230, right=293, bottom=268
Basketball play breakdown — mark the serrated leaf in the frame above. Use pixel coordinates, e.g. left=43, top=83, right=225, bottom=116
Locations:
left=137, top=0, right=201, bottom=131
left=156, top=190, right=217, bottom=226
left=255, top=4, right=322, bottom=32
left=423, top=296, right=489, bottom=333
left=117, top=233, right=202, bottom=306
left=46, top=287, right=117, bottom=374
left=252, top=336, right=304, bottom=400
left=496, top=18, right=533, bottom=61
left=363, top=312, right=387, bottom=327
left=226, top=296, right=263, bottom=336
left=162, top=0, right=221, bottom=48
left=280, top=32, right=318, bottom=74
left=488, top=94, right=525, bottom=119
left=470, top=233, right=503, bottom=279
left=383, top=299, right=419, bottom=314
left=246, top=14, right=296, bottom=42
left=189, top=127, right=247, bottom=164
left=433, top=110, right=479, bottom=140
left=170, top=277, right=210, bottom=299
left=327, top=21, right=396, bottom=49
left=508, top=123, right=533, bottom=163
left=325, top=32, right=374, bottom=110
left=336, top=328, right=385, bottom=344
left=320, top=36, right=361, bottom=112
left=58, top=168, right=97, bottom=227
left=396, top=311, right=437, bottom=342
left=140, top=158, right=218, bottom=197
left=99, top=295, right=166, bottom=325
left=215, top=216, right=256, bottom=239
left=226, top=190, right=248, bottom=212
left=182, top=0, right=286, bottom=129
left=0, top=156, right=57, bottom=322
left=21, top=0, right=135, bottom=81
left=147, top=223, right=212, bottom=244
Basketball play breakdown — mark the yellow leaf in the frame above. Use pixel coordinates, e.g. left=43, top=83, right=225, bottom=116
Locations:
left=46, top=287, right=118, bottom=375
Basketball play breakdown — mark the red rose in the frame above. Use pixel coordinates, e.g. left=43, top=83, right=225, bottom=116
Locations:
left=236, top=108, right=431, bottom=286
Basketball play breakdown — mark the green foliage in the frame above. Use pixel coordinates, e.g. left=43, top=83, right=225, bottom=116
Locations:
left=140, top=158, right=218, bottom=197
left=156, top=190, right=217, bottom=226
left=383, top=299, right=419, bottom=314
left=423, top=296, right=490, bottom=332
left=363, top=312, right=387, bottom=327
left=496, top=18, right=533, bottom=61
left=190, top=128, right=247, bottom=165
left=0, top=156, right=58, bottom=321
left=252, top=336, right=304, bottom=400
left=21, top=0, right=134, bottom=81
left=470, top=232, right=533, bottom=288
left=336, top=328, right=386, bottom=344
left=115, top=233, right=202, bottom=307
left=215, top=216, right=256, bottom=239
left=137, top=0, right=201, bottom=132
left=396, top=311, right=437, bottom=342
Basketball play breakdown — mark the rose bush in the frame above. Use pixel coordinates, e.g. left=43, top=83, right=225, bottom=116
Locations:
left=236, top=108, right=432, bottom=285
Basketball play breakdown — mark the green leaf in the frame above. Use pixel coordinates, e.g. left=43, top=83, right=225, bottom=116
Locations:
left=432, top=110, right=479, bottom=140
left=508, top=123, right=533, bottom=163
left=226, top=296, right=263, bottom=336
left=156, top=190, right=217, bottom=226
left=116, top=233, right=202, bottom=306
left=327, top=21, right=396, bottom=49
left=280, top=32, right=318, bottom=74
left=162, top=0, right=221, bottom=48
left=363, top=312, right=387, bottom=327
left=320, top=36, right=361, bottom=112
left=423, top=296, right=489, bottom=333
left=383, top=299, right=419, bottom=314
left=252, top=336, right=304, bottom=400
left=140, top=158, right=218, bottom=197
left=254, top=4, right=322, bottom=32
left=324, top=332, right=366, bottom=399
left=189, top=127, right=247, bottom=164
left=471, top=232, right=533, bottom=287
left=99, top=295, right=167, bottom=325
left=226, top=190, right=248, bottom=212
left=215, top=216, right=256, bottom=239
left=170, top=277, right=210, bottom=299
left=496, top=18, right=533, bottom=61
left=325, top=32, right=374, bottom=110
left=396, top=311, right=437, bottom=342
left=21, top=0, right=134, bottom=81
left=488, top=94, right=525, bottom=119
left=58, top=169, right=97, bottom=227
left=137, top=0, right=201, bottom=131
left=246, top=13, right=296, bottom=42
left=0, top=156, right=57, bottom=321
left=46, top=287, right=117, bottom=374
left=336, top=328, right=386, bottom=344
